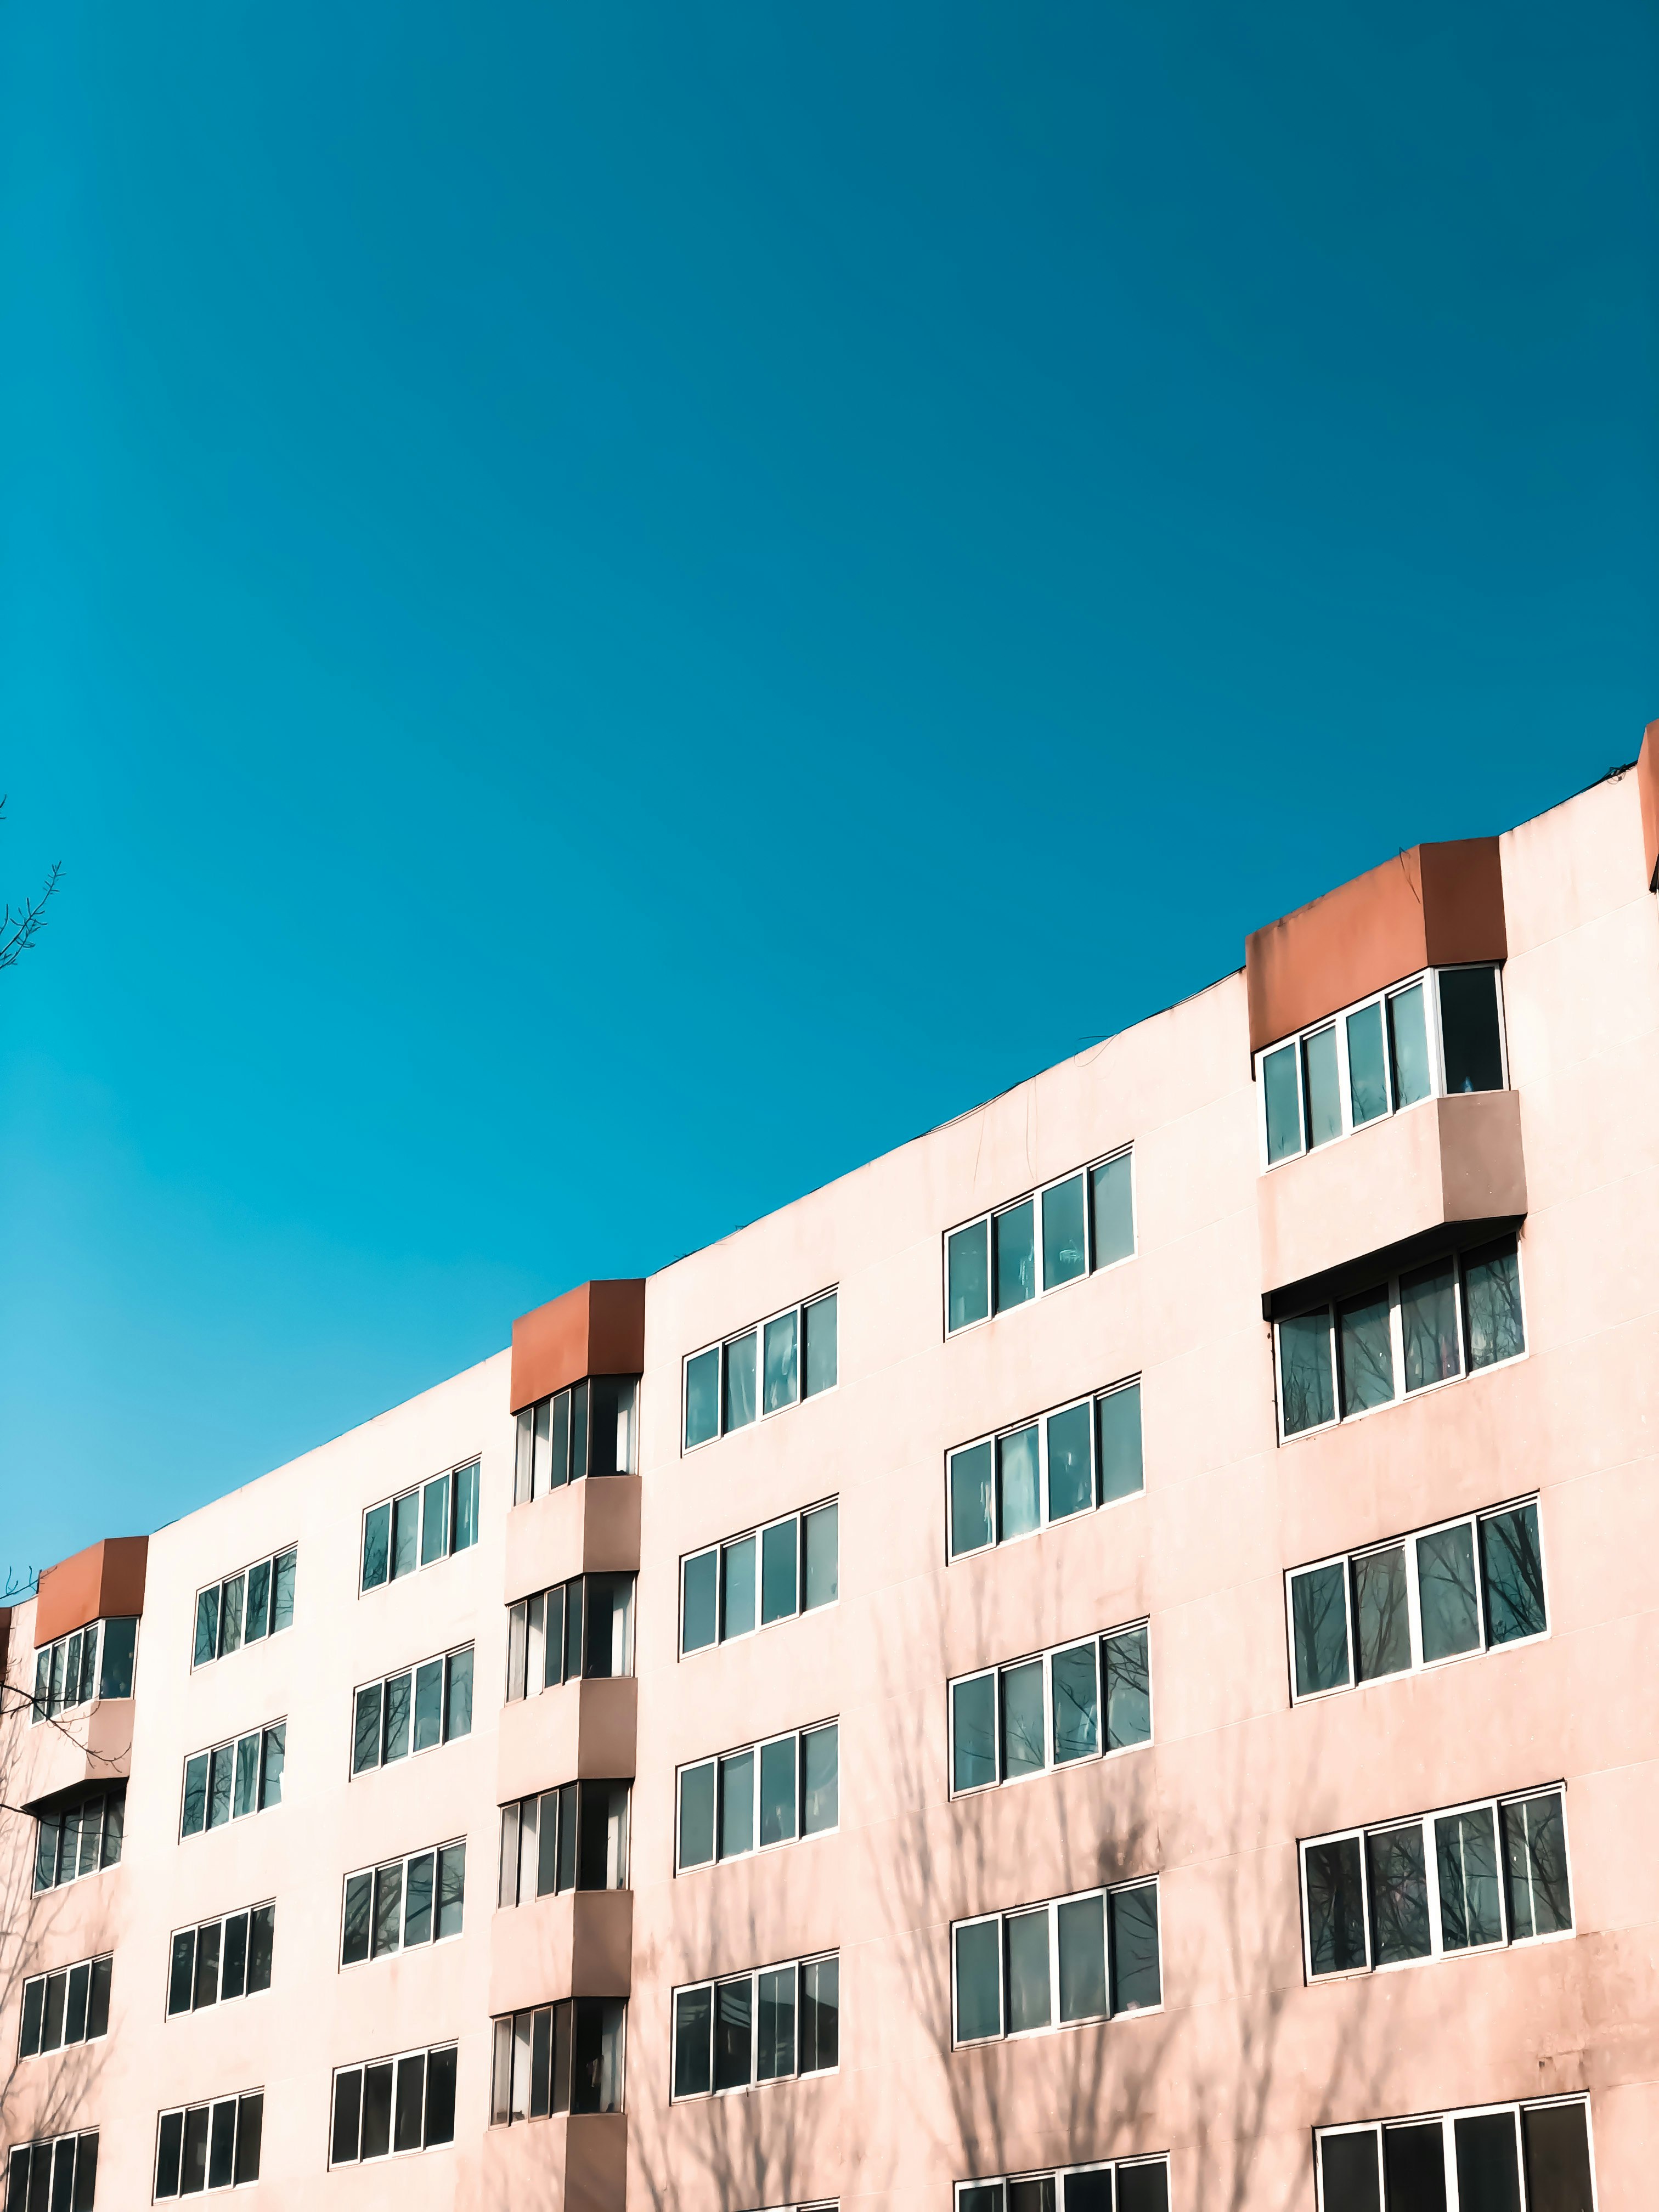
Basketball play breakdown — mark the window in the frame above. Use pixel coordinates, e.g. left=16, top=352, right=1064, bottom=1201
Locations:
left=179, top=1724, right=286, bottom=1835
left=672, top=1954, right=838, bottom=2099
left=676, top=1723, right=837, bottom=1871
left=1258, top=963, right=1508, bottom=1170
left=193, top=1548, right=296, bottom=1668
left=490, top=2001, right=625, bottom=2120
left=949, top=1380, right=1142, bottom=1560
left=1301, top=1785, right=1571, bottom=1982
left=33, top=1787, right=124, bottom=1893
left=499, top=1784, right=629, bottom=1904
left=1316, top=2094, right=1594, bottom=2212
left=341, top=1843, right=465, bottom=1965
left=505, top=1575, right=635, bottom=1700
left=361, top=1463, right=479, bottom=1591
left=31, top=1617, right=139, bottom=1719
left=952, top=1880, right=1160, bottom=2044
left=514, top=1378, right=637, bottom=1505
left=166, top=1904, right=275, bottom=2016
left=1288, top=1495, right=1547, bottom=1701
left=945, top=1149, right=1134, bottom=1338
left=5, top=2134, right=98, bottom=2211
left=950, top=1623, right=1150, bottom=1796
left=1275, top=1233, right=1525, bottom=1441
left=955, top=2158, right=1171, bottom=2212
left=681, top=1500, right=838, bottom=1656
left=684, top=1291, right=838, bottom=1450
left=330, top=2046, right=458, bottom=2164
left=154, top=2094, right=263, bottom=2196
left=351, top=1647, right=472, bottom=1774
left=18, top=1954, right=112, bottom=2059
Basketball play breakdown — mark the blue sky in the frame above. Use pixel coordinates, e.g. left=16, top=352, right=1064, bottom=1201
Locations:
left=2, top=3, right=1654, bottom=1578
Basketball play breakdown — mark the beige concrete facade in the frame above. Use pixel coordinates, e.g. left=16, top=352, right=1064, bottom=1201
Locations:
left=3, top=745, right=1657, bottom=2210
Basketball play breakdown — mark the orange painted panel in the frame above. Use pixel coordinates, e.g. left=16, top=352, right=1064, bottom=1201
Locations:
left=34, top=1536, right=149, bottom=1644
left=511, top=1279, right=646, bottom=1412
left=1638, top=719, right=1659, bottom=893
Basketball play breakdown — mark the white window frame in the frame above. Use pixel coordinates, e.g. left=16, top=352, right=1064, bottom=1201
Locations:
left=514, top=1378, right=639, bottom=1503
left=951, top=1878, right=1163, bottom=2047
left=944, top=1147, right=1136, bottom=1341
left=349, top=1645, right=473, bottom=1776
left=499, top=1781, right=630, bottom=1906
left=679, top=1498, right=839, bottom=1657
left=1300, top=1784, right=1575, bottom=1985
left=31, top=1615, right=142, bottom=1719
left=670, top=1951, right=840, bottom=2100
left=340, top=1840, right=466, bottom=1967
left=179, top=1723, right=286, bottom=1838
left=676, top=1720, right=839, bottom=1872
left=153, top=2091, right=264, bottom=2196
left=1256, top=961, right=1510, bottom=1173
left=1286, top=1493, right=1550, bottom=1705
left=18, top=1952, right=113, bottom=2058
left=490, top=1999, right=627, bottom=2122
left=166, top=1902, right=275, bottom=2017
left=328, top=2045, right=458, bottom=2165
left=5, top=2133, right=99, bottom=2211
left=1314, top=2093, right=1597, bottom=2212
left=1273, top=1234, right=1527, bottom=1445
left=505, top=1572, right=636, bottom=1702
left=946, top=1377, right=1143, bottom=1562
left=953, top=2158, right=1172, bottom=2212
left=682, top=1288, right=840, bottom=1454
left=32, top=1787, right=123, bottom=1894
left=948, top=1620, right=1152, bottom=1797
left=192, top=1547, right=297, bottom=1669
left=359, top=1459, right=479, bottom=1593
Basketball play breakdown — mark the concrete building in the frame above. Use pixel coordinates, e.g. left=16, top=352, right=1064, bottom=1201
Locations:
left=4, top=729, right=1658, bottom=2212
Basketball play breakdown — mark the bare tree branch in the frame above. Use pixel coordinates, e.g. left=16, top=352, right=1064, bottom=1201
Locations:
left=0, top=799, right=61, bottom=975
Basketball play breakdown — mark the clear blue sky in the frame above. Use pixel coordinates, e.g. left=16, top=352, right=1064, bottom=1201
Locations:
left=2, top=4, right=1654, bottom=1579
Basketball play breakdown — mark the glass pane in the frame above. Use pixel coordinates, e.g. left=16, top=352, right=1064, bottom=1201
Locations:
left=1402, top=1260, right=1460, bottom=1390
left=1046, top=1402, right=1093, bottom=1521
left=759, top=1736, right=797, bottom=1846
left=1361, top=1821, right=1430, bottom=1964
left=1096, top=1382, right=1143, bottom=1504
left=564, top=1580, right=583, bottom=1681
left=1338, top=1287, right=1395, bottom=1415
left=168, top=1931, right=196, bottom=2013
left=954, top=1920, right=1002, bottom=2040
left=723, top=1333, right=757, bottom=1431
left=182, top=2106, right=210, bottom=2193
left=557, top=1784, right=578, bottom=1892
left=270, top=1548, right=296, bottom=1633
left=1453, top=2113, right=1522, bottom=2212
left=682, top=1551, right=718, bottom=1652
left=1319, top=2132, right=1383, bottom=2212
left=721, top=1537, right=757, bottom=1639
left=719, top=1751, right=755, bottom=1859
left=1440, top=966, right=1504, bottom=1094
left=245, top=1562, right=270, bottom=1642
left=258, top=1725, right=285, bottom=1809
left=1346, top=1001, right=1389, bottom=1126
left=1437, top=1806, right=1504, bottom=1950
left=393, top=2053, right=426, bottom=2154
left=444, top=1647, right=474, bottom=1735
left=1052, top=1643, right=1100, bottom=1764
left=208, top=1744, right=234, bottom=1827
left=360, top=2062, right=394, bottom=2159
left=996, top=1425, right=1041, bottom=1541
left=1389, top=982, right=1432, bottom=1107
left=1481, top=1504, right=1547, bottom=1645
left=1418, top=1523, right=1481, bottom=1662
left=383, top=1672, right=412, bottom=1763
left=803, top=1724, right=838, bottom=1835
left=219, top=1912, right=247, bottom=1998
left=756, top=1966, right=796, bottom=2081
left=373, top=1863, right=403, bottom=1957
left=1502, top=1792, right=1572, bottom=1939
left=1000, top=1661, right=1046, bottom=1780
left=330, top=2072, right=363, bottom=2167
left=392, top=1491, right=419, bottom=1579
left=219, top=1577, right=244, bottom=1657
left=353, top=1685, right=383, bottom=1774
left=1091, top=1150, right=1135, bottom=1265
left=248, top=1904, right=275, bottom=1990
left=453, top=1463, right=479, bottom=1549
left=1116, top=2172, right=1169, bottom=2212
left=994, top=1199, right=1036, bottom=1311
left=685, top=1348, right=720, bottom=1447
left=404, top=1852, right=435, bottom=1945
left=424, top=2047, right=457, bottom=2146
left=41, top=1969, right=66, bottom=2047
left=421, top=1475, right=449, bottom=1566
left=803, top=1292, right=838, bottom=1395
left=74, top=2137, right=99, bottom=2212
left=342, top=1873, right=372, bottom=1965
left=1305, top=1837, right=1367, bottom=1975
left=950, top=1442, right=995, bottom=1556
left=208, top=2101, right=236, bottom=2190
left=1352, top=1546, right=1411, bottom=1681
left=1004, top=1908, right=1051, bottom=2032
left=1279, top=1310, right=1335, bottom=1434
left=437, top=1844, right=465, bottom=1938
left=1104, top=1626, right=1152, bottom=1748
left=714, top=1978, right=753, bottom=2091
left=413, top=1659, right=444, bottom=1752
left=804, top=1503, right=838, bottom=1608
left=1009, top=2181, right=1055, bottom=2212
left=763, top=1310, right=799, bottom=1412
left=1108, top=1884, right=1161, bottom=2011
left=949, top=1220, right=991, bottom=1331
left=156, top=2112, right=185, bottom=2197
left=1291, top=1564, right=1351, bottom=1700
left=1302, top=1026, right=1342, bottom=1147
left=1042, top=1175, right=1088, bottom=1289
left=952, top=1675, right=997, bottom=1793
left=1263, top=1043, right=1302, bottom=1163
left=182, top=1755, right=208, bottom=1836
left=1057, top=1893, right=1107, bottom=2020
left=570, top=1380, right=589, bottom=1481
left=1465, top=1237, right=1525, bottom=1369
left=532, top=1396, right=553, bottom=1496
left=1383, top=2124, right=1447, bottom=2211
left=802, top=1955, right=839, bottom=2071
left=1520, top=2102, right=1594, bottom=2212
left=761, top=1519, right=798, bottom=1623
left=233, top=1733, right=258, bottom=1818
left=673, top=1988, right=713, bottom=2098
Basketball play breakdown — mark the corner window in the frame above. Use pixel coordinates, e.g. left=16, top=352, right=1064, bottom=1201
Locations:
left=6, top=2134, right=98, bottom=2212
left=499, top=1783, right=629, bottom=1905
left=505, top=1573, right=635, bottom=1700
left=330, top=2046, right=457, bottom=2163
left=33, top=1786, right=124, bottom=1892
left=351, top=1649, right=472, bottom=1775
left=684, top=1292, right=837, bottom=1451
left=676, top=1722, right=837, bottom=1872
left=680, top=1500, right=838, bottom=1656
left=341, top=1842, right=465, bottom=1965
left=672, top=1953, right=837, bottom=2099
left=154, top=2092, right=263, bottom=2195
left=949, top=1380, right=1142, bottom=1560
left=952, top=1880, right=1161, bottom=2044
left=18, top=1954, right=112, bottom=2060
left=490, top=2002, right=624, bottom=2120
left=956, top=2160, right=1170, bottom=2212
left=946, top=1149, right=1134, bottom=1336
left=166, top=1905, right=275, bottom=2016
left=362, top=1462, right=478, bottom=1590
left=31, top=1615, right=140, bottom=1718
left=1258, top=963, right=1506, bottom=1169
left=950, top=1623, right=1150, bottom=1796
left=1274, top=1234, right=1525, bottom=1441
left=1317, top=2095, right=1593, bottom=2212
left=513, top=1378, right=637, bottom=1505
left=180, top=1724, right=286, bottom=1833
left=193, top=1548, right=296, bottom=1668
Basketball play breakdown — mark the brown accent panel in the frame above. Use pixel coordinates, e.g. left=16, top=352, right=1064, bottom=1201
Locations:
left=1245, top=837, right=1506, bottom=1056
left=565, top=2112, right=627, bottom=2212
left=510, top=1280, right=646, bottom=1413
left=1638, top=720, right=1659, bottom=893
left=35, top=1537, right=149, bottom=1644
